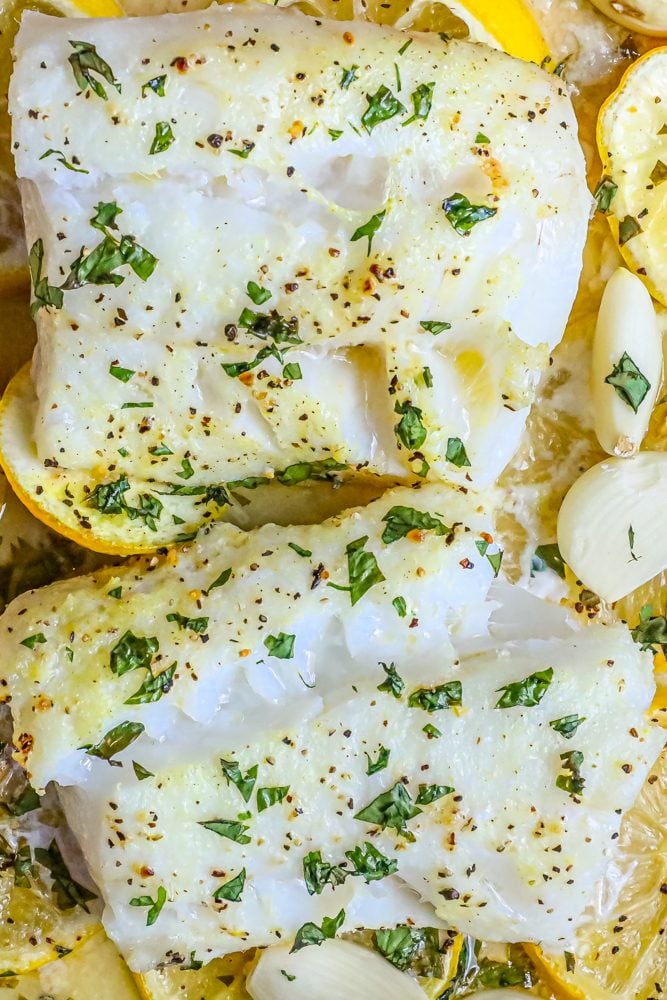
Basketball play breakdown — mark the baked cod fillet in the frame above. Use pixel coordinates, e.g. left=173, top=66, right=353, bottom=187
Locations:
left=2, top=3, right=590, bottom=550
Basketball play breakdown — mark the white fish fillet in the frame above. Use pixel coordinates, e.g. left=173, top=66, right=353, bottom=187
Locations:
left=58, top=623, right=662, bottom=968
left=9, top=3, right=589, bottom=496
left=0, top=483, right=496, bottom=791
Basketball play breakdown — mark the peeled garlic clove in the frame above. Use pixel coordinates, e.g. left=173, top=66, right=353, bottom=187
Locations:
left=246, top=939, right=426, bottom=1000
left=592, top=267, right=662, bottom=458
left=557, top=452, right=667, bottom=602
left=589, top=0, right=667, bottom=35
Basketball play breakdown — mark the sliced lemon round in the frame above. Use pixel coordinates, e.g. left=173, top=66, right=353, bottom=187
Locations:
left=136, top=951, right=254, bottom=1000
left=589, top=0, right=667, bottom=36
left=597, top=47, right=667, bottom=306
left=1, top=928, right=140, bottom=999
left=525, top=748, right=667, bottom=1000
left=0, top=365, right=230, bottom=554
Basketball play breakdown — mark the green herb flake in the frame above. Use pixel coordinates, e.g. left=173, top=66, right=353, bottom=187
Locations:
left=207, top=567, right=232, bottom=593
left=629, top=524, right=639, bottom=562
left=125, top=662, right=176, bottom=705
left=408, top=681, right=462, bottom=712
left=176, top=458, right=195, bottom=480
left=381, top=505, right=447, bottom=545
left=277, top=457, right=347, bottom=486
left=531, top=542, right=566, bottom=578
left=394, top=400, right=427, bottom=450
left=445, top=437, right=470, bottom=467
left=422, top=723, right=441, bottom=739
left=415, top=783, right=454, bottom=805
left=35, top=840, right=97, bottom=912
left=392, top=595, right=407, bottom=617
left=419, top=320, right=451, bottom=335
left=377, top=661, right=404, bottom=698
left=39, top=148, right=88, bottom=174
left=650, top=159, right=667, bottom=186
left=228, top=142, right=255, bottom=159
left=121, top=401, right=153, bottom=409
left=328, top=128, right=343, bottom=141
left=350, top=209, right=386, bottom=255
left=283, top=361, right=303, bottom=381
left=132, top=761, right=154, bottom=781
left=68, top=39, right=120, bottom=100
left=20, top=632, right=47, bottom=650
left=365, top=746, right=390, bottom=776
left=397, top=38, right=412, bottom=55
left=149, top=121, right=176, bottom=155
left=221, top=759, right=258, bottom=804
left=374, top=926, right=434, bottom=970
left=361, top=85, right=406, bottom=132
left=618, top=214, right=642, bottom=246
left=605, top=352, right=650, bottom=412
left=593, top=175, right=618, bottom=214
left=247, top=280, right=271, bottom=305
left=199, top=819, right=251, bottom=844
left=550, top=714, right=586, bottom=739
left=495, top=667, right=553, bottom=709
left=291, top=910, right=345, bottom=952
left=84, top=721, right=145, bottom=765
left=403, top=81, right=435, bottom=126
left=442, top=192, right=497, bottom=235
left=166, top=612, right=208, bottom=635
left=213, top=868, right=246, bottom=903
left=142, top=75, right=166, bottom=97
left=109, top=365, right=135, bottom=382
left=110, top=630, right=159, bottom=676
left=345, top=841, right=397, bottom=881
left=257, top=785, right=290, bottom=812
left=340, top=65, right=359, bottom=89
left=264, top=632, right=295, bottom=659
left=354, top=782, right=421, bottom=839
left=327, top=535, right=385, bottom=606
left=13, top=841, right=33, bottom=889
left=288, top=542, right=312, bottom=558
left=303, top=851, right=347, bottom=895
left=62, top=202, right=157, bottom=290
left=129, top=885, right=167, bottom=926
left=150, top=443, right=173, bottom=456
left=475, top=132, right=490, bottom=144
left=28, top=239, right=63, bottom=316
left=556, top=749, right=585, bottom=797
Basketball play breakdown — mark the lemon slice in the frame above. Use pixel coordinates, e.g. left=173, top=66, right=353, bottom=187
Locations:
left=0, top=365, right=230, bottom=554
left=136, top=951, right=254, bottom=1000
left=589, top=0, right=667, bottom=35
left=525, top=749, right=667, bottom=1000
left=597, top=47, right=667, bottom=306
left=1, top=928, right=140, bottom=999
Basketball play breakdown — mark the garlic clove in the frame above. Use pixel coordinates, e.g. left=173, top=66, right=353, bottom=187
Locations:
left=591, top=267, right=662, bottom=458
left=557, top=451, right=667, bottom=602
left=246, top=939, right=427, bottom=1000
left=589, top=0, right=667, bottom=35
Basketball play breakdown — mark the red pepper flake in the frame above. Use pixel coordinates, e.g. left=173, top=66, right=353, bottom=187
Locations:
left=170, top=56, right=189, bottom=73
left=460, top=557, right=474, bottom=569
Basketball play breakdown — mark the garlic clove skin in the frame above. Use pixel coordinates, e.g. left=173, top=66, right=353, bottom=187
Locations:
left=591, top=267, right=662, bottom=458
left=246, top=940, right=427, bottom=1000
left=557, top=451, right=667, bottom=602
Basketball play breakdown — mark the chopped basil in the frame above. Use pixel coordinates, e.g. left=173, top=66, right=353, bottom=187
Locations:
left=142, top=75, right=166, bottom=97
left=420, top=366, right=433, bottom=388
left=420, top=320, right=451, bottom=335
left=628, top=524, right=639, bottom=562
left=109, top=365, right=135, bottom=382
left=228, top=142, right=255, bottom=158
left=381, top=505, right=447, bottom=544
left=291, top=910, right=345, bottom=952
left=206, top=567, right=232, bottom=593
left=198, top=819, right=251, bottom=844
left=288, top=542, right=312, bottom=558
left=176, top=458, right=195, bottom=480
left=160, top=482, right=230, bottom=507
left=166, top=612, right=208, bottom=634
left=354, top=782, right=421, bottom=838
left=213, top=868, right=246, bottom=902
left=531, top=542, right=566, bottom=578
left=365, top=746, right=390, bottom=775
left=278, top=458, right=347, bottom=486
left=281, top=970, right=296, bottom=981
left=631, top=604, right=667, bottom=652
left=87, top=478, right=164, bottom=530
left=13, top=841, right=33, bottom=888
left=374, top=927, right=437, bottom=971
left=445, top=437, right=470, bottom=467
left=328, top=128, right=343, bottom=141
left=238, top=306, right=301, bottom=345
left=618, top=215, right=642, bottom=246
left=422, top=723, right=441, bottom=739
left=475, top=132, right=490, bottom=144
left=264, top=632, right=295, bottom=659
left=403, top=82, right=435, bottom=126
left=257, top=786, right=290, bottom=812
left=556, top=749, right=585, bottom=797
left=408, top=681, right=462, bottom=712
left=650, top=159, right=667, bottom=186
left=377, top=661, right=404, bottom=698
left=222, top=343, right=287, bottom=378
left=68, top=40, right=120, bottom=100
left=550, top=714, right=586, bottom=739
left=110, top=630, right=159, bottom=676
left=107, top=586, right=122, bottom=601
left=83, top=721, right=145, bottom=765
left=392, top=595, right=407, bottom=617
left=394, top=400, right=427, bottom=450
left=593, top=175, right=618, bottom=214
left=247, top=280, right=271, bottom=305
left=605, top=352, right=650, bottom=412
left=340, top=65, right=359, bottom=89
left=416, top=783, right=454, bottom=805
left=28, top=239, right=63, bottom=316
left=282, top=361, right=303, bottom=381
left=442, top=192, right=497, bottom=235
left=121, top=401, right=153, bottom=409
left=303, top=851, right=347, bottom=895
left=39, top=148, right=88, bottom=174
left=475, top=959, right=529, bottom=989
left=350, top=209, right=386, bottom=255
left=327, top=535, right=385, bottom=606
left=221, top=759, right=258, bottom=803
left=345, top=841, right=397, bottom=881
left=486, top=549, right=503, bottom=576
left=132, top=761, right=154, bottom=781
left=149, top=121, right=175, bottom=155
left=35, top=840, right=97, bottom=912
left=20, top=632, right=46, bottom=649
left=397, top=38, right=412, bottom=55
left=129, top=885, right=167, bottom=926
left=495, top=667, right=553, bottom=708
left=125, top=662, right=176, bottom=705
left=62, top=202, right=157, bottom=290
left=361, top=85, right=405, bottom=132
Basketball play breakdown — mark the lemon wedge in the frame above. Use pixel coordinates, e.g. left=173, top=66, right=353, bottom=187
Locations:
left=136, top=951, right=254, bottom=1000
left=597, top=47, right=667, bottom=306
left=525, top=749, right=667, bottom=1000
